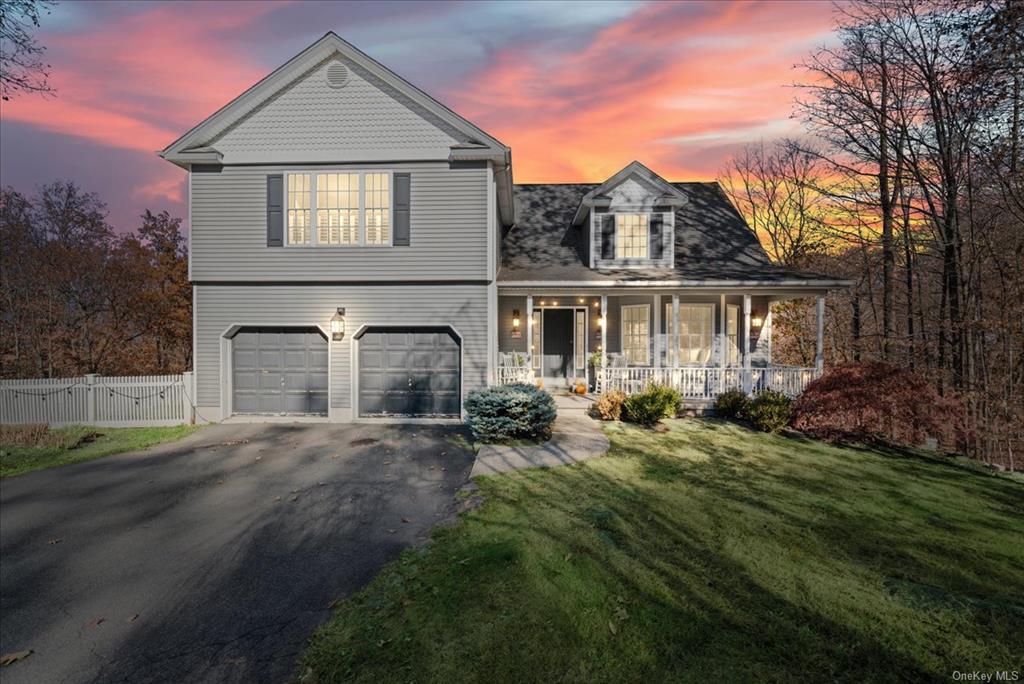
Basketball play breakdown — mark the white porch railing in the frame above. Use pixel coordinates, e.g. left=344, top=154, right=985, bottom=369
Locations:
left=599, top=366, right=819, bottom=400
left=496, top=366, right=535, bottom=385
left=0, top=373, right=194, bottom=427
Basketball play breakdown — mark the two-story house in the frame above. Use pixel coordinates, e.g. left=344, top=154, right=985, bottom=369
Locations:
left=161, top=33, right=850, bottom=423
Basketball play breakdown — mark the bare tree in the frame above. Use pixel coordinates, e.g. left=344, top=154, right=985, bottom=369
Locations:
left=0, top=0, right=56, bottom=100
left=719, top=140, right=832, bottom=267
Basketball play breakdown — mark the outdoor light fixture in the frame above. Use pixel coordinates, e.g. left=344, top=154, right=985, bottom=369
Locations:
left=752, top=315, right=764, bottom=328
left=512, top=309, right=521, bottom=329
left=330, top=307, right=346, bottom=341
left=578, top=298, right=585, bottom=304
left=598, top=316, right=606, bottom=328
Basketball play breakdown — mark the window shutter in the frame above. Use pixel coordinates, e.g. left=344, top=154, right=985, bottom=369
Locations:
left=649, top=213, right=664, bottom=260
left=266, top=175, right=284, bottom=247
left=393, top=172, right=411, bottom=246
left=601, top=214, right=616, bottom=259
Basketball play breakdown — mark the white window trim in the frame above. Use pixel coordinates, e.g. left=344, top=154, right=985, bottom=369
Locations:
left=620, top=303, right=650, bottom=366
left=283, top=170, right=394, bottom=248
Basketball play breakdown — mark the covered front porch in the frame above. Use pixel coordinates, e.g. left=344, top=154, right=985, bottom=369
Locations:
left=496, top=288, right=828, bottom=403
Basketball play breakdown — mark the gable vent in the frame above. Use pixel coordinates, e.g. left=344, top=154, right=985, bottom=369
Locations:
left=326, top=62, right=350, bottom=89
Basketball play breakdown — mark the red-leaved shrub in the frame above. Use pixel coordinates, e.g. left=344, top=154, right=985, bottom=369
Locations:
left=792, top=362, right=965, bottom=450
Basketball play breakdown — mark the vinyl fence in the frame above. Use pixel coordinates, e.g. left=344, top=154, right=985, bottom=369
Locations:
left=0, top=373, right=195, bottom=428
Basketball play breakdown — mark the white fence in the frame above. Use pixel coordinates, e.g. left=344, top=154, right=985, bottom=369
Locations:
left=0, top=373, right=194, bottom=427
left=600, top=366, right=819, bottom=400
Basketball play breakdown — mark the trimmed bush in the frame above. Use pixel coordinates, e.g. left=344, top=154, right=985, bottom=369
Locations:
left=713, top=388, right=750, bottom=419
left=792, top=362, right=965, bottom=449
left=622, top=384, right=682, bottom=426
left=465, top=383, right=556, bottom=442
left=745, top=390, right=792, bottom=433
left=591, top=390, right=627, bottom=421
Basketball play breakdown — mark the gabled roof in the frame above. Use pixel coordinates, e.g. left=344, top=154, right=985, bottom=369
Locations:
left=571, top=160, right=689, bottom=225
left=159, top=32, right=515, bottom=224
left=501, top=182, right=852, bottom=288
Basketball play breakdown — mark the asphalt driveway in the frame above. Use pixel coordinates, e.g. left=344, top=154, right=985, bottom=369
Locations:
left=0, top=422, right=477, bottom=684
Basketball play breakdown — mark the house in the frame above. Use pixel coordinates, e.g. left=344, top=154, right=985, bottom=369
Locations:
left=160, top=33, right=850, bottom=422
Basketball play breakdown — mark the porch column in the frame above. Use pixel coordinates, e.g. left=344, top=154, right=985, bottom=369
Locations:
left=653, top=294, right=661, bottom=368
left=671, top=294, right=680, bottom=367
left=526, top=294, right=533, bottom=373
left=600, top=295, right=608, bottom=390
left=718, top=293, right=726, bottom=393
left=815, top=295, right=825, bottom=374
left=742, top=293, right=752, bottom=393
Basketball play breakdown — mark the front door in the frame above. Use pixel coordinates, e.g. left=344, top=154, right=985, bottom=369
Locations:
left=542, top=309, right=574, bottom=379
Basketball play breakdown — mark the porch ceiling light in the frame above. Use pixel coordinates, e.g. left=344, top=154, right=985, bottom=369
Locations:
left=512, top=309, right=521, bottom=329
left=330, top=307, right=346, bottom=341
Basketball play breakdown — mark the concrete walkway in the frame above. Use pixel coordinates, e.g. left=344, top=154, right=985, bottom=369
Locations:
left=470, top=393, right=609, bottom=477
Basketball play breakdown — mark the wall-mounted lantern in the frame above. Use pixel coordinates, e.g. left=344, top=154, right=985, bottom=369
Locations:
left=511, top=309, right=522, bottom=338
left=751, top=315, right=764, bottom=328
left=330, top=307, right=346, bottom=341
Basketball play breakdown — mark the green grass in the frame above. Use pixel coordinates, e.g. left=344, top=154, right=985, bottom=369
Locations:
left=300, top=418, right=1024, bottom=683
left=0, top=424, right=199, bottom=477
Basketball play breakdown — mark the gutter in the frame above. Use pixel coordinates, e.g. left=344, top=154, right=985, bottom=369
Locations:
left=497, top=279, right=855, bottom=289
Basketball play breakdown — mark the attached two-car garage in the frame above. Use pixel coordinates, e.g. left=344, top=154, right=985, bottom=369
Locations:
left=229, top=325, right=461, bottom=419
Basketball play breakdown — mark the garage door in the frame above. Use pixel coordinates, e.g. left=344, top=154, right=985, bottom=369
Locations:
left=358, top=327, right=460, bottom=418
left=232, top=327, right=328, bottom=415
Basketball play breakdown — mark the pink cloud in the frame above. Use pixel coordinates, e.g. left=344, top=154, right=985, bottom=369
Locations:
left=1, top=2, right=281, bottom=153
left=449, top=0, right=837, bottom=182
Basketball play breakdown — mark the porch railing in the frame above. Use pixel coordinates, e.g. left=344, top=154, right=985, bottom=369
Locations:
left=496, top=366, right=535, bottom=385
left=599, top=366, right=819, bottom=400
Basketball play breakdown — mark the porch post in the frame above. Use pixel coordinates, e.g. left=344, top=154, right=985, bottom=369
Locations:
left=652, top=294, right=661, bottom=368
left=718, top=294, right=726, bottom=393
left=526, top=294, right=533, bottom=374
left=815, top=295, right=825, bottom=374
left=600, top=295, right=608, bottom=391
left=671, top=294, right=679, bottom=368
left=742, top=293, right=752, bottom=393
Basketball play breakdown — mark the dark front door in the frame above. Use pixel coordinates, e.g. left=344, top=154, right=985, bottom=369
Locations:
left=542, top=309, right=573, bottom=378
left=358, top=327, right=461, bottom=418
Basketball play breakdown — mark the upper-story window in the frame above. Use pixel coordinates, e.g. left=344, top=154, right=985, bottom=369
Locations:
left=615, top=214, right=648, bottom=259
left=316, top=173, right=359, bottom=245
left=285, top=171, right=392, bottom=246
left=287, top=174, right=312, bottom=245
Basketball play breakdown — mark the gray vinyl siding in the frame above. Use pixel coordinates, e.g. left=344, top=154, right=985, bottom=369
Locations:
left=498, top=296, right=527, bottom=354
left=194, top=284, right=488, bottom=411
left=190, top=162, right=488, bottom=281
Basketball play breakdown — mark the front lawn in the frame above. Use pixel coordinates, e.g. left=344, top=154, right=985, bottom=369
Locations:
left=0, top=424, right=199, bottom=477
left=301, top=419, right=1024, bottom=683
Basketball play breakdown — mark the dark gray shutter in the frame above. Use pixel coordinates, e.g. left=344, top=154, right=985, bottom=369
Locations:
left=266, top=175, right=284, bottom=247
left=600, top=214, right=616, bottom=259
left=393, top=172, right=411, bottom=246
left=649, top=213, right=664, bottom=260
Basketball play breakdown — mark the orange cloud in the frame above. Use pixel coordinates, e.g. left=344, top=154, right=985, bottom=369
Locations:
left=448, top=0, right=836, bottom=182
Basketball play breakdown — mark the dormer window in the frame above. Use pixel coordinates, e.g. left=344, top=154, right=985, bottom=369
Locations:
left=615, top=214, right=649, bottom=259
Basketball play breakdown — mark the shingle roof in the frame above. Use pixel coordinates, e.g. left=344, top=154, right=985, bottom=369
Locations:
left=499, top=182, right=844, bottom=285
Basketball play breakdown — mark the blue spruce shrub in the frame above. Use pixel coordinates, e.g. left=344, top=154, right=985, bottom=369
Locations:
left=465, top=383, right=557, bottom=442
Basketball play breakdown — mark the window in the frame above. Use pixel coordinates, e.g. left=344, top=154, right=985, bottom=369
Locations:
left=621, top=304, right=650, bottom=365
left=285, top=171, right=392, bottom=246
left=676, top=304, right=714, bottom=364
left=316, top=173, right=359, bottom=245
left=364, top=173, right=390, bottom=245
left=727, top=305, right=740, bottom=365
left=287, top=174, right=311, bottom=245
left=615, top=214, right=648, bottom=259
left=575, top=310, right=586, bottom=370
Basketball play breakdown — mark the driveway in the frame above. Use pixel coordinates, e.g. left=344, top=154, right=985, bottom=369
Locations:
left=0, top=422, right=476, bottom=684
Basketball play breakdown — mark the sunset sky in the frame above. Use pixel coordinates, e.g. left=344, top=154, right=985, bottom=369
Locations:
left=0, top=0, right=840, bottom=232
